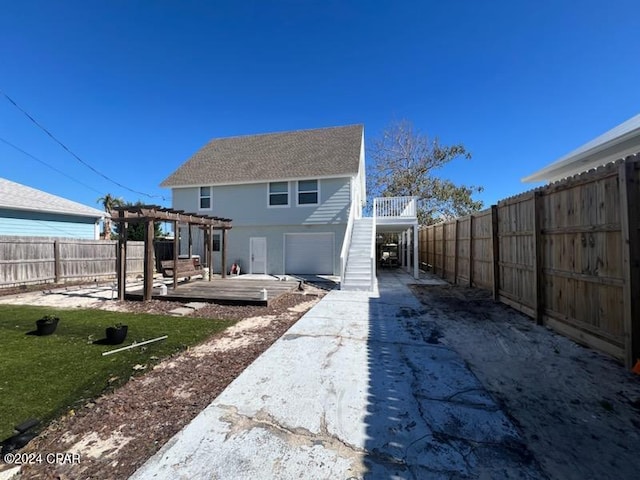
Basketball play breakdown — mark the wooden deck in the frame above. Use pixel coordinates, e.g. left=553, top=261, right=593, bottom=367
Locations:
left=125, top=277, right=301, bottom=306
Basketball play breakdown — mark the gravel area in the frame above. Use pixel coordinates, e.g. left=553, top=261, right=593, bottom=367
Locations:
left=0, top=289, right=324, bottom=480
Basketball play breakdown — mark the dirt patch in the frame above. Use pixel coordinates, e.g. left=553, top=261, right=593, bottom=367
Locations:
left=410, top=284, right=640, bottom=480
left=3, top=291, right=323, bottom=480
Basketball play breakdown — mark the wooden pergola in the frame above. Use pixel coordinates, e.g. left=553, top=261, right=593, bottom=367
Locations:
left=111, top=205, right=232, bottom=301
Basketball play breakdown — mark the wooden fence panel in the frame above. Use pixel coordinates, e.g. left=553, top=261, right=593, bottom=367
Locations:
left=59, top=240, right=115, bottom=280
left=497, top=194, right=536, bottom=317
left=471, top=210, right=493, bottom=290
left=418, top=227, right=428, bottom=269
left=427, top=226, right=435, bottom=270
left=434, top=224, right=444, bottom=275
left=415, top=157, right=639, bottom=366
left=443, top=221, right=457, bottom=282
left=541, top=167, right=626, bottom=360
left=0, top=237, right=145, bottom=286
left=620, top=159, right=640, bottom=367
left=0, top=238, right=55, bottom=285
left=456, top=217, right=471, bottom=284
left=126, top=242, right=145, bottom=275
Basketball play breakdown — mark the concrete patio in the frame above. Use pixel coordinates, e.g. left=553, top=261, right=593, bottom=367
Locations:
left=131, top=270, right=543, bottom=479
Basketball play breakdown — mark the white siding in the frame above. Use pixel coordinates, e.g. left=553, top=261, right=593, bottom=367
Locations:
left=170, top=176, right=358, bottom=276
left=171, top=177, right=351, bottom=227
left=178, top=224, right=345, bottom=275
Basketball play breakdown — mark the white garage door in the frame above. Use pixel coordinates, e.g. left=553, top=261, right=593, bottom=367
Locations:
left=285, top=233, right=334, bottom=275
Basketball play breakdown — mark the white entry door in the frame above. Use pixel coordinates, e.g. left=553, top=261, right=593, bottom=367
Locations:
left=250, top=237, right=267, bottom=274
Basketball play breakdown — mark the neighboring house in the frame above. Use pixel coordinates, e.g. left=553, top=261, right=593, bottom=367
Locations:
left=161, top=125, right=366, bottom=276
left=523, top=113, right=640, bottom=183
left=0, top=177, right=105, bottom=239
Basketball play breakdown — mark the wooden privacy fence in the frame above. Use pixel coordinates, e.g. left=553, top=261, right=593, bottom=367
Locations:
left=0, top=237, right=145, bottom=286
left=419, top=156, right=640, bottom=368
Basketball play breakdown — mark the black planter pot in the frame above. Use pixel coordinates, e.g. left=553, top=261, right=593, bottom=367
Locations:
left=35, top=317, right=59, bottom=336
left=105, top=325, right=128, bottom=345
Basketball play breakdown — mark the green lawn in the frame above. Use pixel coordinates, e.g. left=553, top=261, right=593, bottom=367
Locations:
left=0, top=305, right=234, bottom=440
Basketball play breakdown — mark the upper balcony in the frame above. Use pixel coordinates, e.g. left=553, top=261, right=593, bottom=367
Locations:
left=373, top=196, right=418, bottom=230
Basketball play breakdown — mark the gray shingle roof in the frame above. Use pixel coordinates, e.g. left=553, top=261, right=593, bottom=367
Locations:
left=161, top=124, right=364, bottom=187
left=0, top=177, right=105, bottom=218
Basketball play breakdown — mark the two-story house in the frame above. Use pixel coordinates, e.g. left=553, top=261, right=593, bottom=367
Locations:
left=161, top=125, right=366, bottom=279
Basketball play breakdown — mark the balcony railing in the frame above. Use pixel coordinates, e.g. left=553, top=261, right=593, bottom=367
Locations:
left=374, top=196, right=417, bottom=219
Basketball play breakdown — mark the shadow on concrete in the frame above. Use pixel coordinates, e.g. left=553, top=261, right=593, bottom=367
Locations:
left=362, top=271, right=542, bottom=479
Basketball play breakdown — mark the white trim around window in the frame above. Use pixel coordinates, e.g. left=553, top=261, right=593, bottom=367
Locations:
left=199, top=186, right=212, bottom=210
left=268, top=181, right=290, bottom=208
left=296, top=179, right=319, bottom=206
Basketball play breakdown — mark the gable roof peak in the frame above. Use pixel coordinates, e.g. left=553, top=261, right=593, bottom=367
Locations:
left=206, top=123, right=364, bottom=142
left=161, top=124, right=364, bottom=187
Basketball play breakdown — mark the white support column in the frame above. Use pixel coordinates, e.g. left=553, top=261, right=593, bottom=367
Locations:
left=406, top=228, right=412, bottom=274
left=406, top=229, right=410, bottom=270
left=413, top=224, right=419, bottom=279
left=402, top=229, right=407, bottom=271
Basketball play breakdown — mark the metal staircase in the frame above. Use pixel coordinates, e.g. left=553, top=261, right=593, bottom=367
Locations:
left=341, top=217, right=375, bottom=291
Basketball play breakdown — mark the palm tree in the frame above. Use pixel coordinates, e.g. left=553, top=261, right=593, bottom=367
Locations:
left=97, top=193, right=123, bottom=239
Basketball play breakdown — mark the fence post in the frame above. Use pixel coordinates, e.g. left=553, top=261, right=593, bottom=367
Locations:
left=619, top=160, right=640, bottom=369
left=53, top=240, right=61, bottom=283
left=533, top=191, right=544, bottom=325
left=491, top=205, right=500, bottom=301
left=468, top=215, right=474, bottom=287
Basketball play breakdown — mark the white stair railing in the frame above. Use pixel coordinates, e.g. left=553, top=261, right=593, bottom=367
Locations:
left=339, top=205, right=356, bottom=286
left=370, top=203, right=376, bottom=290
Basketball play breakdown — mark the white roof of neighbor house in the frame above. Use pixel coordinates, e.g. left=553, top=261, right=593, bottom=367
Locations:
left=522, top=113, right=640, bottom=183
left=0, top=177, right=105, bottom=218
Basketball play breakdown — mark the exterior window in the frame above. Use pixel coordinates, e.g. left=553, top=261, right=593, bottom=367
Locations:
left=269, top=182, right=289, bottom=206
left=200, top=186, right=211, bottom=209
left=298, top=179, right=318, bottom=205
left=212, top=233, right=221, bottom=252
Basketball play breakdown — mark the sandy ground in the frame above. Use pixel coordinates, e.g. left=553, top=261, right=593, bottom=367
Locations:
left=0, top=283, right=325, bottom=480
left=3, top=279, right=640, bottom=479
left=410, top=284, right=640, bottom=480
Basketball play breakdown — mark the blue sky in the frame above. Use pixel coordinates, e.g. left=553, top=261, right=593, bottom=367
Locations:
left=1, top=0, right=639, bottom=211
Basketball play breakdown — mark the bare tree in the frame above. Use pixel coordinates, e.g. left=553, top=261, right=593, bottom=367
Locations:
left=368, top=120, right=483, bottom=224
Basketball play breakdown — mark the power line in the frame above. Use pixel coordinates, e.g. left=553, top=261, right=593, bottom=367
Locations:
left=0, top=136, right=104, bottom=196
left=0, top=89, right=166, bottom=201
